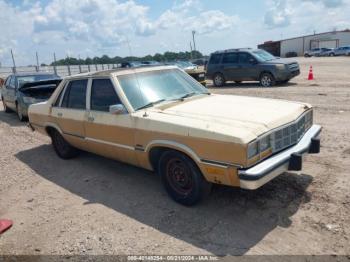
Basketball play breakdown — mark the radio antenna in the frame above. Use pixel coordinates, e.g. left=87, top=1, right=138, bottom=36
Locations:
left=125, top=36, right=148, bottom=117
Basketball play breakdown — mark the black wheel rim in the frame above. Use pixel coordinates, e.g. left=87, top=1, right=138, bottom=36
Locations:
left=54, top=133, right=68, bottom=153
left=166, top=158, right=193, bottom=195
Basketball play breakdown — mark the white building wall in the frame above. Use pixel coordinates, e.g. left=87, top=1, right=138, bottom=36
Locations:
left=280, top=31, right=350, bottom=57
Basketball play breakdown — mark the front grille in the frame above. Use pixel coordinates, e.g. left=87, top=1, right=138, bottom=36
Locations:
left=271, top=110, right=313, bottom=153
left=189, top=73, right=205, bottom=82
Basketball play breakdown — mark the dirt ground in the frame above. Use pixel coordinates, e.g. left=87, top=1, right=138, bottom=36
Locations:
left=0, top=57, right=349, bottom=256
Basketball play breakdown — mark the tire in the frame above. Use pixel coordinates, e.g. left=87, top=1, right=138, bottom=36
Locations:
left=213, top=73, right=225, bottom=87
left=50, top=129, right=79, bottom=159
left=329, top=53, right=335, bottom=57
left=16, top=103, right=25, bottom=121
left=260, top=73, right=276, bottom=87
left=158, top=150, right=212, bottom=206
left=304, top=54, right=310, bottom=58
left=2, top=97, right=11, bottom=113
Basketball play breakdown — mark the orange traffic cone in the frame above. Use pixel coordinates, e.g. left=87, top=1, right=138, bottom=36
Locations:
left=308, top=66, right=314, bottom=80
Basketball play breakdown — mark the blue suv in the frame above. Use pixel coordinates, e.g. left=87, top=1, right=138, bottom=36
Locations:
left=206, top=48, right=300, bottom=87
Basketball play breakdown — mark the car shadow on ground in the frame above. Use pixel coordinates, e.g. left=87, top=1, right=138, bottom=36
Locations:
left=207, top=82, right=298, bottom=89
left=0, top=109, right=27, bottom=127
left=16, top=145, right=313, bottom=255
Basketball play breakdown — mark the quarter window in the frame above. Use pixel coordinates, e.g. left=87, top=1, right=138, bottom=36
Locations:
left=61, top=79, right=87, bottom=109
left=222, top=53, right=238, bottom=64
left=90, top=79, right=121, bottom=112
left=209, top=54, right=222, bottom=64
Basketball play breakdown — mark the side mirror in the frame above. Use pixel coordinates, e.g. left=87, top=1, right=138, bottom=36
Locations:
left=249, top=58, right=257, bottom=64
left=109, top=104, right=127, bottom=115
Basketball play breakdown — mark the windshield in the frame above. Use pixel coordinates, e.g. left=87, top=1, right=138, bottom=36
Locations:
left=17, top=74, right=59, bottom=87
left=252, top=50, right=276, bottom=62
left=118, top=68, right=208, bottom=110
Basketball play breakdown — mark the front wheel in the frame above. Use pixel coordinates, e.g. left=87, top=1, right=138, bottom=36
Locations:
left=158, top=150, right=212, bottom=206
left=50, top=129, right=79, bottom=159
left=213, top=73, right=225, bottom=87
left=16, top=103, right=25, bottom=121
left=260, top=73, right=275, bottom=87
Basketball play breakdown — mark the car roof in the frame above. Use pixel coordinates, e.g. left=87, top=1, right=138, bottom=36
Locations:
left=64, top=65, right=177, bottom=79
left=212, top=48, right=254, bottom=54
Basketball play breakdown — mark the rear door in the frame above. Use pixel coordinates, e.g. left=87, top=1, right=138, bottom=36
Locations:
left=221, top=52, right=239, bottom=80
left=4, top=76, right=17, bottom=110
left=84, top=78, right=137, bottom=165
left=51, top=79, right=89, bottom=150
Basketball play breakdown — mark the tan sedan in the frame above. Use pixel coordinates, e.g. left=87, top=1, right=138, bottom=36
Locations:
left=28, top=66, right=321, bottom=205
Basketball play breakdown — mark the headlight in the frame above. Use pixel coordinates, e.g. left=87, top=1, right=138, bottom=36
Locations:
left=198, top=73, right=205, bottom=78
left=276, top=64, right=286, bottom=70
left=247, top=141, right=259, bottom=159
left=260, top=135, right=271, bottom=152
left=22, top=96, right=37, bottom=104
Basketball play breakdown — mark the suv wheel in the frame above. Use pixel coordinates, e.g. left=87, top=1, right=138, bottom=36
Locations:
left=158, top=150, right=212, bottom=206
left=50, top=129, right=79, bottom=159
left=16, top=103, right=25, bottom=121
left=213, top=73, right=225, bottom=87
left=2, top=97, right=11, bottom=113
left=329, top=53, right=335, bottom=57
left=260, top=73, right=275, bottom=87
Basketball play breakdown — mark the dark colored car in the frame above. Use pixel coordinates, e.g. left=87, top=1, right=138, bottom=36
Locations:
left=206, top=48, right=300, bottom=87
left=1, top=73, right=61, bottom=121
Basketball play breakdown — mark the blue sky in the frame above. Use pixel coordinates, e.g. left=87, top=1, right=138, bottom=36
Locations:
left=0, top=0, right=349, bottom=66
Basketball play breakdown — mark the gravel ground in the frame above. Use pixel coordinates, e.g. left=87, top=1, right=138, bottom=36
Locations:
left=0, top=57, right=349, bottom=256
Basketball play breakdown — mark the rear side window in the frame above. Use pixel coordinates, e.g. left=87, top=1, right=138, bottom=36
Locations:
left=53, top=84, right=66, bottom=107
left=209, top=54, right=222, bottom=64
left=222, top=53, right=238, bottom=64
left=61, top=79, right=87, bottom=109
left=90, top=79, right=121, bottom=112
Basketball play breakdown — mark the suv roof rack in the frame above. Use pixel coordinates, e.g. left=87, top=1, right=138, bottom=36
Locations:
left=213, top=48, right=253, bottom=54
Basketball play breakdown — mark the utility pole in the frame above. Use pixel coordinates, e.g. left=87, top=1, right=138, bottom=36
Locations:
left=53, top=52, right=57, bottom=75
left=192, top=30, right=197, bottom=59
left=36, top=51, right=39, bottom=72
left=190, top=42, right=193, bottom=60
left=10, top=49, right=16, bottom=73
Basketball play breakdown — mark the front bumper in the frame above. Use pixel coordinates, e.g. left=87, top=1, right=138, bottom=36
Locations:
left=275, top=69, right=300, bottom=81
left=238, top=124, right=322, bottom=190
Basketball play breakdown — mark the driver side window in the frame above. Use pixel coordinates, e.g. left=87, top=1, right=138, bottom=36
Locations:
left=90, top=79, right=122, bottom=112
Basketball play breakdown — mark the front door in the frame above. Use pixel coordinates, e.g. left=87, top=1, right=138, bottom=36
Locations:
left=51, top=79, right=88, bottom=150
left=237, top=52, right=259, bottom=81
left=84, top=78, right=137, bottom=165
left=3, top=76, right=17, bottom=110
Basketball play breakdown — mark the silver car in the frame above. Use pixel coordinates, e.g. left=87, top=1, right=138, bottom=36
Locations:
left=1, top=73, right=61, bottom=121
left=329, top=46, right=350, bottom=56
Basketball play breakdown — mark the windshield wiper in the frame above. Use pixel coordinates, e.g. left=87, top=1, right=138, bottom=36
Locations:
left=136, top=99, right=166, bottom=111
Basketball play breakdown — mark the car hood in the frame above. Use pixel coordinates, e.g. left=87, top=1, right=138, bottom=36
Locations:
left=142, top=94, right=310, bottom=144
left=19, top=79, right=62, bottom=91
left=262, top=58, right=297, bottom=65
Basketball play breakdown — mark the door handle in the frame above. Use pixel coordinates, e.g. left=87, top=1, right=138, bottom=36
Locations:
left=88, top=116, right=94, bottom=122
left=57, top=112, right=63, bottom=117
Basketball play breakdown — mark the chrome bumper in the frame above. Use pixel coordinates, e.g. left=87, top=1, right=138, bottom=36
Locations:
left=238, top=124, right=322, bottom=190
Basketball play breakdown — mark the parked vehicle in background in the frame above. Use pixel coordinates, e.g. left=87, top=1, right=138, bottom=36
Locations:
left=173, top=61, right=206, bottom=86
left=206, top=48, right=300, bottom=87
left=329, top=46, right=350, bottom=56
left=28, top=65, right=321, bottom=205
left=1, top=73, right=61, bottom=121
left=318, top=48, right=334, bottom=57
left=304, top=48, right=322, bottom=57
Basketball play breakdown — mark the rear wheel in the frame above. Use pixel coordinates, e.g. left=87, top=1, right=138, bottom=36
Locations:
left=158, top=150, right=212, bottom=206
left=213, top=73, right=225, bottom=87
left=50, top=129, right=79, bottom=159
left=260, top=73, right=275, bottom=87
left=2, top=97, right=11, bottom=113
left=329, top=53, right=335, bottom=57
